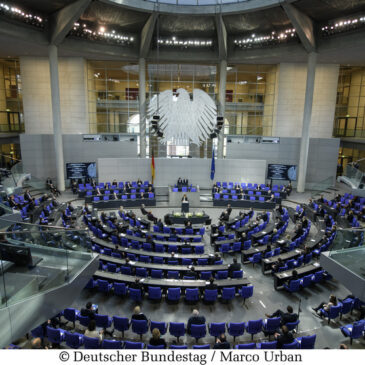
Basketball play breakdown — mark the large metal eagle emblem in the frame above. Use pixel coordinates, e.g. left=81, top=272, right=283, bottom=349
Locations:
left=148, top=88, right=217, bottom=145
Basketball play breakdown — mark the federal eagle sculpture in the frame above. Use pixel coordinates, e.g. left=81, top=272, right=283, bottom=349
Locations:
left=148, top=88, right=217, bottom=145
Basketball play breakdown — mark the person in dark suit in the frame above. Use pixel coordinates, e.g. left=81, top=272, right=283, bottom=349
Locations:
left=67, top=202, right=74, bottom=212
left=157, top=219, right=164, bottom=231
left=140, top=204, right=148, bottom=216
left=7, top=195, right=20, bottom=209
left=266, top=305, right=298, bottom=326
left=208, top=253, right=221, bottom=265
left=317, top=205, right=325, bottom=218
left=228, top=258, right=241, bottom=277
left=137, top=178, right=142, bottom=187
left=83, top=203, right=91, bottom=215
left=213, top=334, right=231, bottom=349
left=226, top=204, right=232, bottom=216
left=276, top=204, right=284, bottom=215
left=125, top=181, right=131, bottom=192
left=24, top=189, right=32, bottom=202
left=129, top=278, right=144, bottom=294
left=187, top=309, right=206, bottom=334
left=131, top=306, right=147, bottom=321
left=80, top=301, right=98, bottom=319
left=46, top=177, right=53, bottom=189
left=318, top=194, right=325, bottom=204
left=275, top=325, right=294, bottom=348
left=184, top=266, right=197, bottom=279
left=177, top=177, right=182, bottom=186
left=205, top=277, right=218, bottom=290
left=347, top=210, right=354, bottom=223
left=181, top=194, right=189, bottom=202
left=219, top=210, right=229, bottom=222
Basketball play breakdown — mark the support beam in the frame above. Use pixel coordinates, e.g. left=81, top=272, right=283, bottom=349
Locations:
left=139, top=58, right=147, bottom=158
left=297, top=52, right=317, bottom=193
left=140, top=13, right=158, bottom=58
left=48, top=45, right=65, bottom=191
left=217, top=59, right=227, bottom=159
left=215, top=14, right=227, bottom=60
left=50, top=0, right=91, bottom=46
left=282, top=1, right=316, bottom=53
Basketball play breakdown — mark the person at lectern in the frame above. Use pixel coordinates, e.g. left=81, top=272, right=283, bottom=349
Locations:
left=182, top=194, right=189, bottom=202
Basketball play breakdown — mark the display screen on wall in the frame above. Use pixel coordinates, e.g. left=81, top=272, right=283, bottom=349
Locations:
left=66, top=162, right=96, bottom=179
left=267, top=164, right=297, bottom=181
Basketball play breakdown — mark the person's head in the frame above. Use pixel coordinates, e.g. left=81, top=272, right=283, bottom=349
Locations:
left=209, top=277, right=214, bottom=284
left=190, top=266, right=195, bottom=272
left=218, top=333, right=227, bottom=343
left=171, top=252, right=175, bottom=257
left=31, top=338, right=42, bottom=349
left=227, top=204, right=231, bottom=209
left=119, top=206, right=124, bottom=211
left=267, top=244, right=271, bottom=251
left=192, top=309, right=199, bottom=316
left=134, top=306, right=141, bottom=315
left=292, top=270, right=298, bottom=277
left=86, top=301, right=92, bottom=310
left=278, top=257, right=282, bottom=264
left=273, top=228, right=277, bottom=234
left=286, top=234, right=291, bottom=240
left=126, top=257, right=130, bottom=263
left=339, top=344, right=348, bottom=349
left=135, top=278, right=140, bottom=284
left=329, top=295, right=337, bottom=305
left=241, top=232, right=246, bottom=238
left=287, top=305, right=293, bottom=313
left=88, top=320, right=96, bottom=332
left=141, top=204, right=145, bottom=208
left=233, top=258, right=237, bottom=264
left=281, top=325, right=289, bottom=334
left=152, top=328, right=161, bottom=339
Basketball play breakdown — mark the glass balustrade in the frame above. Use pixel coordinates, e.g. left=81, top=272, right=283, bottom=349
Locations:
left=0, top=217, right=97, bottom=308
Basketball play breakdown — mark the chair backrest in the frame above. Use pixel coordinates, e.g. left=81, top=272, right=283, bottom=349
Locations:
left=204, top=289, right=218, bottom=302
left=102, top=339, right=122, bottom=349
left=259, top=341, right=277, bottom=349
left=84, top=336, right=100, bottom=349
left=282, top=341, right=299, bottom=349
left=247, top=319, right=263, bottom=334
left=265, top=317, right=281, bottom=331
left=228, top=322, right=245, bottom=336
left=186, top=288, right=199, bottom=301
left=222, top=287, right=236, bottom=299
left=131, top=319, right=148, bottom=334
left=170, top=345, right=188, bottom=349
left=299, top=334, right=316, bottom=349
left=329, top=304, right=342, bottom=318
left=167, top=287, right=181, bottom=300
left=190, top=324, right=206, bottom=338
left=240, top=285, right=254, bottom=299
left=169, top=322, right=185, bottom=337
left=113, top=316, right=130, bottom=332
left=150, top=321, right=167, bottom=335
left=236, top=343, right=256, bottom=349
left=124, top=341, right=144, bottom=349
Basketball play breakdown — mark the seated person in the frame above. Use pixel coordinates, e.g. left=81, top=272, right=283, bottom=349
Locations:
left=219, top=210, right=229, bottom=222
left=129, top=278, right=144, bottom=294
left=316, top=205, right=325, bottom=218
left=276, top=204, right=284, bottom=215
left=131, top=306, right=147, bottom=321
left=205, top=277, right=218, bottom=290
left=46, top=177, right=53, bottom=188
left=271, top=257, right=286, bottom=273
left=84, top=320, right=104, bottom=342
left=95, top=187, right=102, bottom=196
left=213, top=334, right=230, bottom=349
left=308, top=198, right=315, bottom=209
left=24, top=189, right=32, bottom=202
left=149, top=328, right=167, bottom=348
left=49, top=183, right=61, bottom=197
left=147, top=211, right=157, bottom=223
left=208, top=253, right=221, bottom=265
left=137, top=178, right=142, bottom=187
left=184, top=266, right=198, bottom=279
left=274, top=325, right=294, bottom=349
left=187, top=309, right=206, bottom=334
left=80, top=301, right=98, bottom=319
left=167, top=252, right=179, bottom=265
left=266, top=305, right=298, bottom=326
left=111, top=191, right=119, bottom=200
left=228, top=258, right=241, bottom=277
left=268, top=194, right=276, bottom=202
left=263, top=244, right=272, bottom=255
left=347, top=210, right=354, bottom=223
left=312, top=295, right=338, bottom=316
left=112, top=179, right=118, bottom=187
left=67, top=202, right=74, bottom=212
left=318, top=194, right=325, bottom=204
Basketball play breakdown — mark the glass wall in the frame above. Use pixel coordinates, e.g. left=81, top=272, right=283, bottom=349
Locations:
left=0, top=58, right=24, bottom=133
left=87, top=60, right=141, bottom=134
left=87, top=60, right=277, bottom=157
left=334, top=66, right=365, bottom=138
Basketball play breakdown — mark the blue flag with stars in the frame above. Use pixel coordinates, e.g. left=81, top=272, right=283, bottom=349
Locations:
left=210, top=148, right=215, bottom=180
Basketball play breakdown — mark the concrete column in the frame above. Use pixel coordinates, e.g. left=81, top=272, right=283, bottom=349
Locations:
left=297, top=52, right=317, bottom=193
left=139, top=58, right=147, bottom=158
left=48, top=45, right=65, bottom=191
left=0, top=63, right=7, bottom=127
left=217, top=59, right=227, bottom=159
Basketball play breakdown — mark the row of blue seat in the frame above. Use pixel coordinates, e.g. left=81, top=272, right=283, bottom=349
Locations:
left=86, top=279, right=254, bottom=303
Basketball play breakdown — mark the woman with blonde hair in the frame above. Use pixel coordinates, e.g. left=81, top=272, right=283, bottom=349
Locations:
left=149, top=328, right=167, bottom=348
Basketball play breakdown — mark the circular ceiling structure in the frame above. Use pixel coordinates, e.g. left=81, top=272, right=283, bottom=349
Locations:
left=105, top=0, right=289, bottom=15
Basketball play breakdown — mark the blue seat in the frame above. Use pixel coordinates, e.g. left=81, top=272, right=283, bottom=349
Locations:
left=136, top=267, right=148, bottom=277
left=185, top=288, right=199, bottom=303
left=227, top=322, right=245, bottom=341
left=296, top=334, right=316, bottom=349
left=30, top=325, right=44, bottom=339
left=113, top=316, right=130, bottom=337
left=148, top=286, right=162, bottom=301
left=340, top=298, right=353, bottom=319
left=83, top=336, right=100, bottom=349
left=300, top=275, right=312, bottom=289
left=222, top=287, right=236, bottom=301
left=235, top=343, right=256, bottom=349
left=64, top=308, right=80, bottom=328
left=216, top=270, right=228, bottom=280
left=257, top=341, right=277, bottom=349
left=232, top=270, right=243, bottom=278
left=262, top=317, right=281, bottom=339
left=131, top=319, right=148, bottom=339
left=124, top=341, right=144, bottom=349
left=113, top=282, right=127, bottom=296
left=248, top=252, right=261, bottom=266
left=151, top=269, right=163, bottom=279
left=204, top=289, right=218, bottom=303
left=46, top=327, right=65, bottom=345
left=320, top=304, right=342, bottom=324
left=170, top=345, right=188, bottom=349
left=340, top=321, right=365, bottom=345
left=167, top=270, right=179, bottom=279
left=232, top=241, right=242, bottom=252
left=283, top=279, right=301, bottom=293
left=121, top=266, right=132, bottom=275
left=195, top=246, right=204, bottom=254
left=245, top=319, right=263, bottom=340
left=153, top=257, right=164, bottom=264
left=147, top=344, right=165, bottom=349
left=285, top=320, right=300, bottom=332
left=167, top=287, right=181, bottom=302
left=129, top=288, right=142, bottom=302
left=282, top=341, right=299, bottom=349
left=208, top=322, right=226, bottom=338
left=169, top=322, right=185, bottom=341
left=150, top=321, right=167, bottom=335
left=65, top=331, right=84, bottom=349
left=95, top=314, right=112, bottom=330
left=193, top=344, right=210, bottom=349
left=240, top=285, right=254, bottom=303
left=97, top=280, right=112, bottom=294
left=102, top=339, right=122, bottom=349
left=190, top=324, right=206, bottom=343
